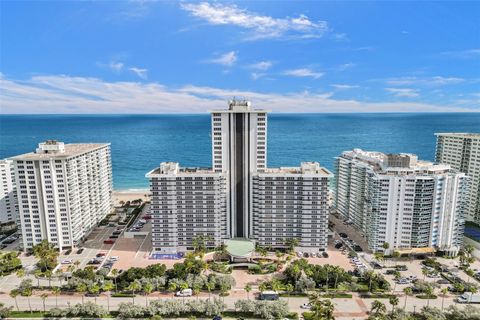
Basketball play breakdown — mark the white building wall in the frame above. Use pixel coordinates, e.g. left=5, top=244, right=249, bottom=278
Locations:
left=0, top=159, right=18, bottom=224
left=336, top=149, right=467, bottom=254
left=12, top=142, right=113, bottom=250
left=435, top=133, right=480, bottom=223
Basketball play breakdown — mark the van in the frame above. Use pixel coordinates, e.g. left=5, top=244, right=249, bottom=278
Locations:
left=175, top=288, right=193, bottom=297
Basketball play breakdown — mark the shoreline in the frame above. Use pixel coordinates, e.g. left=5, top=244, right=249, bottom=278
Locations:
left=113, top=189, right=150, bottom=206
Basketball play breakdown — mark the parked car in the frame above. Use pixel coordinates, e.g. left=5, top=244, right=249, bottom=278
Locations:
left=322, top=251, right=329, bottom=258
left=109, top=256, right=119, bottom=261
left=61, top=259, right=73, bottom=264
left=175, top=288, right=193, bottom=297
left=335, top=243, right=343, bottom=249
left=259, top=291, right=279, bottom=301
left=339, top=233, right=348, bottom=238
left=104, top=240, right=115, bottom=244
left=370, top=262, right=382, bottom=269
left=437, top=279, right=450, bottom=285
left=300, top=303, right=312, bottom=309
left=76, top=248, right=84, bottom=254
left=96, top=252, right=106, bottom=257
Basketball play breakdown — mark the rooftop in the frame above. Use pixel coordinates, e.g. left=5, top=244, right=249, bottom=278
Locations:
left=10, top=142, right=110, bottom=160
left=435, top=132, right=480, bottom=138
left=146, top=162, right=218, bottom=177
left=261, top=162, right=333, bottom=176
left=340, top=149, right=452, bottom=174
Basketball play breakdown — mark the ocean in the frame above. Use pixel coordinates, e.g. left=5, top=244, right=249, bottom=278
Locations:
left=0, top=113, right=479, bottom=190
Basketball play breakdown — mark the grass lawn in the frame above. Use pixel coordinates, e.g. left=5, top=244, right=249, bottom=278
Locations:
left=9, top=311, right=46, bottom=318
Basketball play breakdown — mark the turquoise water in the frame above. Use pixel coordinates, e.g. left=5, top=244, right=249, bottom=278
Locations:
left=1, top=113, right=479, bottom=190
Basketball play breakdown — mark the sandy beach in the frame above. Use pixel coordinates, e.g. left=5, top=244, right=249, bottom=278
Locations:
left=113, top=189, right=150, bottom=206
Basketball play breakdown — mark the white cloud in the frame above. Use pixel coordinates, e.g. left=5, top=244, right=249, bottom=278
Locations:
left=180, top=2, right=329, bottom=40
left=251, top=72, right=266, bottom=80
left=440, top=48, right=480, bottom=59
left=283, top=68, right=324, bottom=79
left=207, top=51, right=237, bottom=66
left=129, top=67, right=148, bottom=79
left=249, top=61, right=272, bottom=70
left=97, top=61, right=124, bottom=72
left=1, top=74, right=476, bottom=114
left=386, top=76, right=464, bottom=86
left=331, top=84, right=359, bottom=90
left=385, top=88, right=420, bottom=98
left=338, top=63, right=355, bottom=71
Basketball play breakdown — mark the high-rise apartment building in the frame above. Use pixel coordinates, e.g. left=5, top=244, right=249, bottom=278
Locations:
left=0, top=159, right=18, bottom=224
left=11, top=140, right=113, bottom=250
left=435, top=133, right=480, bottom=223
left=147, top=100, right=332, bottom=254
left=335, top=149, right=468, bottom=255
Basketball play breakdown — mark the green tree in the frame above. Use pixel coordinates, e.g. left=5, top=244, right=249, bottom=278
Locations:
left=111, top=268, right=119, bottom=292
left=77, top=282, right=87, bottom=304
left=9, top=289, right=20, bottom=311
left=389, top=295, right=399, bottom=315
left=403, top=287, right=412, bottom=309
left=370, top=300, right=386, bottom=317
left=128, top=279, right=142, bottom=305
left=40, top=293, right=48, bottom=313
left=244, top=284, right=252, bottom=300
left=102, top=280, right=115, bottom=312
left=51, top=286, right=60, bottom=308
left=143, top=281, right=154, bottom=307
left=168, top=282, right=177, bottom=299
left=206, top=280, right=215, bottom=299
left=424, top=285, right=434, bottom=307
left=440, top=287, right=448, bottom=310
left=33, top=240, right=59, bottom=271
left=22, top=287, right=33, bottom=314
left=88, top=283, right=100, bottom=304
left=284, top=238, right=300, bottom=253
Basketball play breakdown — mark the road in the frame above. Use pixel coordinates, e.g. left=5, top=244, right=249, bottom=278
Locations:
left=0, top=290, right=464, bottom=320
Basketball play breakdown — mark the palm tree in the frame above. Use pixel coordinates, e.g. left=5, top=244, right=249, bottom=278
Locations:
left=168, top=282, right=177, bottom=299
left=424, top=285, right=434, bottom=307
left=73, top=260, right=81, bottom=271
left=77, top=283, right=87, bottom=304
left=51, top=286, right=60, bottom=308
left=285, top=283, right=294, bottom=303
left=128, top=280, right=141, bottom=305
left=44, top=269, right=53, bottom=288
left=422, top=268, right=429, bottom=281
left=466, top=268, right=475, bottom=283
left=403, top=287, right=412, bottom=309
left=259, top=282, right=267, bottom=293
left=54, top=270, right=63, bottom=287
left=179, top=282, right=189, bottom=302
left=9, top=289, right=20, bottom=311
left=102, top=280, right=114, bottom=312
left=88, top=283, right=100, bottom=304
left=16, top=268, right=25, bottom=280
left=23, top=287, right=33, bottom=314
left=143, top=281, right=154, bottom=307
left=469, top=287, right=478, bottom=304
left=205, top=281, right=215, bottom=299
left=244, top=284, right=252, bottom=300
left=389, top=295, right=399, bottom=315
left=111, top=268, right=119, bottom=292
left=40, top=293, right=48, bottom=313
left=440, top=287, right=448, bottom=310
left=370, top=300, right=387, bottom=317
left=34, top=269, right=42, bottom=287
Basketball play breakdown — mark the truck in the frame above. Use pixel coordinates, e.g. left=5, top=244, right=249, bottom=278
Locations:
left=457, top=292, right=480, bottom=304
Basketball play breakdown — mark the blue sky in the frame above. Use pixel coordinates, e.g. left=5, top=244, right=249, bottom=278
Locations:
left=0, top=1, right=479, bottom=113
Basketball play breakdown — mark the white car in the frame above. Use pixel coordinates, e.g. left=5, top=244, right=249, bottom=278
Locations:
left=61, top=259, right=72, bottom=264
left=109, top=256, right=119, bottom=261
left=175, top=288, right=192, bottom=297
left=300, top=303, right=311, bottom=309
